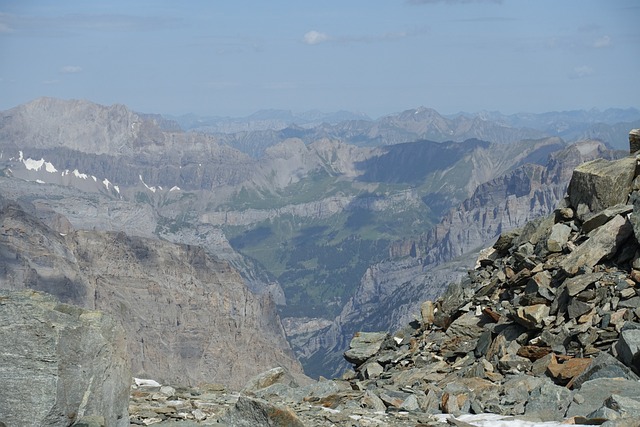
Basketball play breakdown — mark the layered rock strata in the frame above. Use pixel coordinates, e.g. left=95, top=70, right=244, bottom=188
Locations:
left=0, top=199, right=305, bottom=389
left=0, top=290, right=130, bottom=427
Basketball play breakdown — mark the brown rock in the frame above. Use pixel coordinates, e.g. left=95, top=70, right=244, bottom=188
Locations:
left=547, top=354, right=592, bottom=385
left=517, top=345, right=552, bottom=361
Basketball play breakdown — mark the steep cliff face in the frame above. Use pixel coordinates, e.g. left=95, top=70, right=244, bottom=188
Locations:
left=0, top=200, right=305, bottom=389
left=0, top=290, right=131, bottom=427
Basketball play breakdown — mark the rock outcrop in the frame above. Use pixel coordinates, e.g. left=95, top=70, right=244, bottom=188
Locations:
left=0, top=290, right=130, bottom=427
left=0, top=200, right=305, bottom=389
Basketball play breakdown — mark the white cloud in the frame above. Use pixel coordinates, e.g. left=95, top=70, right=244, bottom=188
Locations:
left=593, top=35, right=611, bottom=48
left=569, top=65, right=594, bottom=79
left=60, top=65, right=82, bottom=74
left=303, top=30, right=329, bottom=45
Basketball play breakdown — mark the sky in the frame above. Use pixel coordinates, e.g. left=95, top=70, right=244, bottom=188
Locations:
left=0, top=0, right=639, bottom=118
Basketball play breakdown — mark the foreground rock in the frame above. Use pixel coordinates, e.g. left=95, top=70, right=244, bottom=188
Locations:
left=0, top=290, right=130, bottom=427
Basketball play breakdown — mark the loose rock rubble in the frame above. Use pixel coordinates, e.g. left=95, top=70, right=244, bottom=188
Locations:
left=127, top=133, right=640, bottom=427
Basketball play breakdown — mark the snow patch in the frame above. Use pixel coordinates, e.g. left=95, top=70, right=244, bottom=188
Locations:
left=434, top=414, right=592, bottom=427
left=169, top=186, right=181, bottom=192
left=22, top=157, right=58, bottom=173
left=103, top=178, right=111, bottom=189
left=134, top=378, right=161, bottom=387
left=91, top=175, right=97, bottom=182
left=73, top=169, right=88, bottom=179
left=35, top=179, right=45, bottom=184
left=139, top=174, right=157, bottom=193
left=114, top=185, right=120, bottom=194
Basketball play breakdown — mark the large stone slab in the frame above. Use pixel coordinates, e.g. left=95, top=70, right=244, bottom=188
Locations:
left=0, top=290, right=130, bottom=427
left=567, top=377, right=640, bottom=418
left=567, top=157, right=636, bottom=219
left=560, top=214, right=633, bottom=275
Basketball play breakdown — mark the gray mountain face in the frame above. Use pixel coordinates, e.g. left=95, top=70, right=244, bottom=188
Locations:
left=0, top=198, right=305, bottom=389
left=0, top=97, right=631, bottom=380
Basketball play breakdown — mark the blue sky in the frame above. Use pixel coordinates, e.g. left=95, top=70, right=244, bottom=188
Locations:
left=1, top=0, right=638, bottom=117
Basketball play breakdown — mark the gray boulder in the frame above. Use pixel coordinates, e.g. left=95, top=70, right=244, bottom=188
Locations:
left=218, top=396, right=305, bottom=427
left=567, top=156, right=636, bottom=219
left=570, top=351, right=639, bottom=389
left=343, top=332, right=388, bottom=366
left=560, top=214, right=633, bottom=275
left=616, top=326, right=640, bottom=373
left=0, top=290, right=130, bottom=427
left=567, top=377, right=640, bottom=418
left=524, top=380, right=572, bottom=421
left=547, top=223, right=571, bottom=253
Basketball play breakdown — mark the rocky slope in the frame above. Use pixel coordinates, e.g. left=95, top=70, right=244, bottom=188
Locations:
left=2, top=97, right=634, bottom=380
left=0, top=198, right=305, bottom=389
left=286, top=140, right=622, bottom=378
left=127, top=137, right=640, bottom=426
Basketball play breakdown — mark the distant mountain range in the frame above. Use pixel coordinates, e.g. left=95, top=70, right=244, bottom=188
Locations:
left=0, top=96, right=636, bottom=379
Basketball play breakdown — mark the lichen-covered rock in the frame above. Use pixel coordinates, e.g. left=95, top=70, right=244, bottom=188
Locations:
left=0, top=290, right=130, bottom=427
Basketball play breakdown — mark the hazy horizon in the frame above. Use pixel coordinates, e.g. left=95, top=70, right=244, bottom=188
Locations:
left=1, top=0, right=639, bottom=118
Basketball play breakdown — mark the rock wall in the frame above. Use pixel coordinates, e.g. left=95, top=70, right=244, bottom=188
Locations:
left=0, top=290, right=130, bottom=427
left=0, top=200, right=305, bottom=389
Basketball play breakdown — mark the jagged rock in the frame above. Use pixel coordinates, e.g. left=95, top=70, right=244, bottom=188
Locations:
left=547, top=223, right=571, bottom=252
left=560, top=214, right=633, bottom=275
left=567, top=378, right=640, bottom=418
left=344, top=332, right=388, bottom=366
left=515, top=304, right=549, bottom=329
left=564, top=273, right=604, bottom=297
left=567, top=299, right=595, bottom=319
left=567, top=156, right=636, bottom=219
left=602, top=394, right=640, bottom=419
left=71, top=416, right=105, bottom=427
left=361, top=390, right=387, bottom=412
left=218, top=396, right=305, bottom=427
left=493, top=229, right=521, bottom=254
left=546, top=355, right=592, bottom=384
left=242, top=367, right=299, bottom=395
left=0, top=290, right=130, bottom=427
left=524, top=380, right=572, bottom=421
left=615, top=327, right=640, bottom=373
left=582, top=204, right=634, bottom=234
